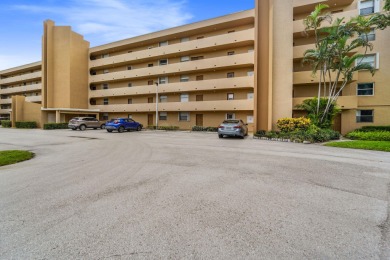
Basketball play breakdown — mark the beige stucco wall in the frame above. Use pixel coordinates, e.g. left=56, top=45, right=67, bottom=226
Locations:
left=11, top=96, right=43, bottom=127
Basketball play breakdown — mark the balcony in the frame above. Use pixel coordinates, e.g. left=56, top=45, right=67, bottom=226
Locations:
left=293, top=0, right=354, bottom=15
left=26, top=96, right=42, bottom=103
left=90, top=99, right=254, bottom=113
left=0, top=83, right=42, bottom=95
left=90, top=53, right=254, bottom=84
left=294, top=9, right=357, bottom=34
left=294, top=43, right=315, bottom=59
left=0, top=98, right=11, bottom=105
left=293, top=96, right=358, bottom=110
left=89, top=29, right=255, bottom=69
left=293, top=71, right=357, bottom=85
left=0, top=71, right=42, bottom=85
left=89, top=77, right=254, bottom=98
left=0, top=109, right=11, bottom=114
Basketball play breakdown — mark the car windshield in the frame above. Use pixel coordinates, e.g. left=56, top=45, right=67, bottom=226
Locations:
left=108, top=119, right=120, bottom=123
left=223, top=120, right=239, bottom=124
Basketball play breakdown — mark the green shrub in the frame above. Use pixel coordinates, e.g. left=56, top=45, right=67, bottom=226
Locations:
left=346, top=131, right=390, bottom=141
left=359, top=126, right=390, bottom=132
left=297, top=98, right=341, bottom=129
left=148, top=125, right=179, bottom=131
left=191, top=126, right=218, bottom=132
left=1, top=120, right=12, bottom=128
left=43, top=123, right=69, bottom=130
left=277, top=117, right=311, bottom=132
left=254, top=130, right=266, bottom=137
left=15, top=121, right=37, bottom=129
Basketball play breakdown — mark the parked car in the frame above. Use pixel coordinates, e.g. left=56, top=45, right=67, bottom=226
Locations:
left=105, top=118, right=143, bottom=133
left=218, top=119, right=248, bottom=139
left=68, top=117, right=106, bottom=131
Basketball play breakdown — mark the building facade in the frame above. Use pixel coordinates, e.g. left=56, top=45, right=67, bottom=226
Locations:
left=0, top=0, right=388, bottom=134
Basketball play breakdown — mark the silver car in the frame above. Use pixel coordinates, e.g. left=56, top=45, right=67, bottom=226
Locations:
left=68, top=117, right=106, bottom=131
left=218, top=119, right=248, bottom=139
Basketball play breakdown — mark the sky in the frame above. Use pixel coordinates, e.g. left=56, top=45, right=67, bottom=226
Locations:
left=0, top=0, right=254, bottom=70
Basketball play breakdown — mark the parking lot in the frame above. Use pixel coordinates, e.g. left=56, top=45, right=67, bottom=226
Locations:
left=1, top=128, right=390, bottom=259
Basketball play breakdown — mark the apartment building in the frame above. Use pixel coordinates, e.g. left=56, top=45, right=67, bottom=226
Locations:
left=0, top=0, right=388, bottom=134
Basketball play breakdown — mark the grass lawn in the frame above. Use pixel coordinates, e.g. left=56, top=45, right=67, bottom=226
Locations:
left=325, top=141, right=390, bottom=152
left=0, top=150, right=35, bottom=167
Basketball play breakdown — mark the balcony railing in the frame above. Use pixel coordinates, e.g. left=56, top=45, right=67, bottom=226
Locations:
left=0, top=83, right=42, bottom=95
left=293, top=96, right=358, bottom=110
left=0, top=71, right=42, bottom=85
left=89, top=29, right=255, bottom=69
left=89, top=76, right=254, bottom=98
left=0, top=109, right=11, bottom=114
left=0, top=98, right=11, bottom=105
left=25, top=96, right=42, bottom=103
left=293, top=71, right=357, bottom=85
left=90, top=99, right=254, bottom=113
left=90, top=53, right=254, bottom=84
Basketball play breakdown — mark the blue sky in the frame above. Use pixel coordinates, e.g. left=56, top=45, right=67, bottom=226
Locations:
left=0, top=0, right=254, bottom=70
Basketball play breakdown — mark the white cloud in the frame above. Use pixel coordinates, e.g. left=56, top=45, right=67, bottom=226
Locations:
left=11, top=0, right=193, bottom=46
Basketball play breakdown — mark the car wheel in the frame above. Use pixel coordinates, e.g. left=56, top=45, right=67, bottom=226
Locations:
left=93, top=128, right=97, bottom=130
left=71, top=128, right=77, bottom=131
left=239, top=135, right=244, bottom=139
left=79, top=125, right=86, bottom=131
left=107, top=129, right=113, bottom=132
left=137, top=125, right=142, bottom=131
left=218, top=134, right=223, bottom=139
left=118, top=126, right=125, bottom=133
left=100, top=124, right=105, bottom=129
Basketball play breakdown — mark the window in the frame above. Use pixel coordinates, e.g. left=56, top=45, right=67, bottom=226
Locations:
left=103, top=69, right=109, bottom=74
left=227, top=72, right=235, bottom=78
left=357, top=54, right=378, bottom=69
left=128, top=83, right=132, bottom=87
left=356, top=110, right=374, bottom=122
left=148, top=80, right=154, bottom=85
left=247, top=93, right=254, bottom=99
left=91, top=85, right=96, bottom=91
left=360, top=28, right=376, bottom=41
left=181, top=37, right=190, bottom=42
left=128, top=114, right=132, bottom=118
left=103, top=98, right=109, bottom=105
left=102, top=54, right=109, bottom=58
left=357, top=83, right=374, bottom=96
left=196, top=95, right=203, bottom=102
left=128, top=98, right=132, bottom=104
left=103, top=84, right=109, bottom=89
left=160, top=95, right=167, bottom=103
left=159, top=59, right=168, bottom=66
left=159, top=41, right=168, bottom=47
left=180, top=94, right=189, bottom=102
left=248, top=71, right=254, bottom=76
left=91, top=71, right=96, bottom=75
left=159, top=77, right=168, bottom=84
left=227, top=51, right=235, bottom=56
left=359, top=0, right=375, bottom=15
left=180, top=75, right=189, bottom=82
left=148, top=63, right=154, bottom=67
left=191, top=56, right=204, bottom=61
left=226, top=113, right=235, bottom=120
left=196, top=75, right=204, bottom=81
left=179, top=112, right=190, bottom=121
left=148, top=97, right=153, bottom=103
left=180, top=56, right=190, bottom=62
left=102, top=113, right=109, bottom=120
left=227, top=93, right=234, bottom=100
left=159, top=112, right=167, bottom=120
left=127, top=66, right=132, bottom=70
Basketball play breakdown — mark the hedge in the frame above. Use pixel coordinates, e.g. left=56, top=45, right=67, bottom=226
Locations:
left=15, top=121, right=37, bottom=129
left=43, top=123, right=69, bottom=130
left=1, top=120, right=12, bottom=128
left=359, top=126, right=390, bottom=132
left=147, top=125, right=179, bottom=131
left=191, top=126, right=218, bottom=132
left=346, top=131, right=390, bottom=141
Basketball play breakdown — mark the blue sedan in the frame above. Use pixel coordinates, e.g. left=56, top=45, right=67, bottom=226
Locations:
left=105, top=118, right=143, bottom=133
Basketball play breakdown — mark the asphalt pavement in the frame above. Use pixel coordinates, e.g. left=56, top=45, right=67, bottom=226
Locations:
left=1, top=128, right=390, bottom=259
